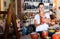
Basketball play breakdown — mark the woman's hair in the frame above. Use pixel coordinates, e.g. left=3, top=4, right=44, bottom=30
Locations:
left=50, top=9, right=53, bottom=12
left=38, top=3, right=44, bottom=8
left=59, top=7, right=60, bottom=9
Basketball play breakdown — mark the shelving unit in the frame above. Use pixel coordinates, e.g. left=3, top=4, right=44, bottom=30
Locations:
left=24, top=0, right=53, bottom=13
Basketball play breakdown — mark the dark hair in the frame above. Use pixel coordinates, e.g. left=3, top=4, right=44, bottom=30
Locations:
left=38, top=3, right=44, bottom=7
left=50, top=9, right=53, bottom=12
left=59, top=7, right=60, bottom=9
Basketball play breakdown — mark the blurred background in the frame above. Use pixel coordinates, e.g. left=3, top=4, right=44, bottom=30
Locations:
left=0, top=0, right=60, bottom=39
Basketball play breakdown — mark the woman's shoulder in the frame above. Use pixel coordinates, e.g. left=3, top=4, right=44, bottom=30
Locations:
left=35, top=14, right=39, bottom=17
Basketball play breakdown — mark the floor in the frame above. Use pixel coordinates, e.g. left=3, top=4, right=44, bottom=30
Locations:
left=20, top=24, right=60, bottom=39
left=20, top=34, right=40, bottom=39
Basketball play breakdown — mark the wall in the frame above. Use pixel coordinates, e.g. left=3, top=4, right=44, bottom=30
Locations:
left=5, top=0, right=10, bottom=10
left=57, top=0, right=60, bottom=11
left=1, top=0, right=4, bottom=11
left=17, top=0, right=24, bottom=26
left=0, top=0, right=1, bottom=11
left=57, top=0, right=60, bottom=8
left=0, top=0, right=10, bottom=11
left=56, top=0, right=60, bottom=19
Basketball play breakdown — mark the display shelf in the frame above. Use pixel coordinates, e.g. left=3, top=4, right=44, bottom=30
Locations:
left=24, top=0, right=53, bottom=13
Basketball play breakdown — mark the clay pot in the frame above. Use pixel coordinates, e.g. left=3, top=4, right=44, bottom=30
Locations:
left=52, top=34, right=60, bottom=39
left=30, top=32, right=39, bottom=39
left=42, top=31, right=48, bottom=38
left=56, top=27, right=60, bottom=32
left=56, top=30, right=60, bottom=32
left=40, top=17, right=46, bottom=24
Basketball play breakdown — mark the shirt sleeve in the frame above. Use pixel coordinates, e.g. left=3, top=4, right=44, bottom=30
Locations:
left=45, top=13, right=50, bottom=18
left=34, top=14, right=40, bottom=24
left=34, top=15, right=37, bottom=20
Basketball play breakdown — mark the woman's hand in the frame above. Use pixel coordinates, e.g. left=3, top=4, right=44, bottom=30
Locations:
left=40, top=16, right=46, bottom=24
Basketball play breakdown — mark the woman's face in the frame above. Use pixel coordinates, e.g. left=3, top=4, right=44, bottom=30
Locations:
left=39, top=5, right=44, bottom=12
